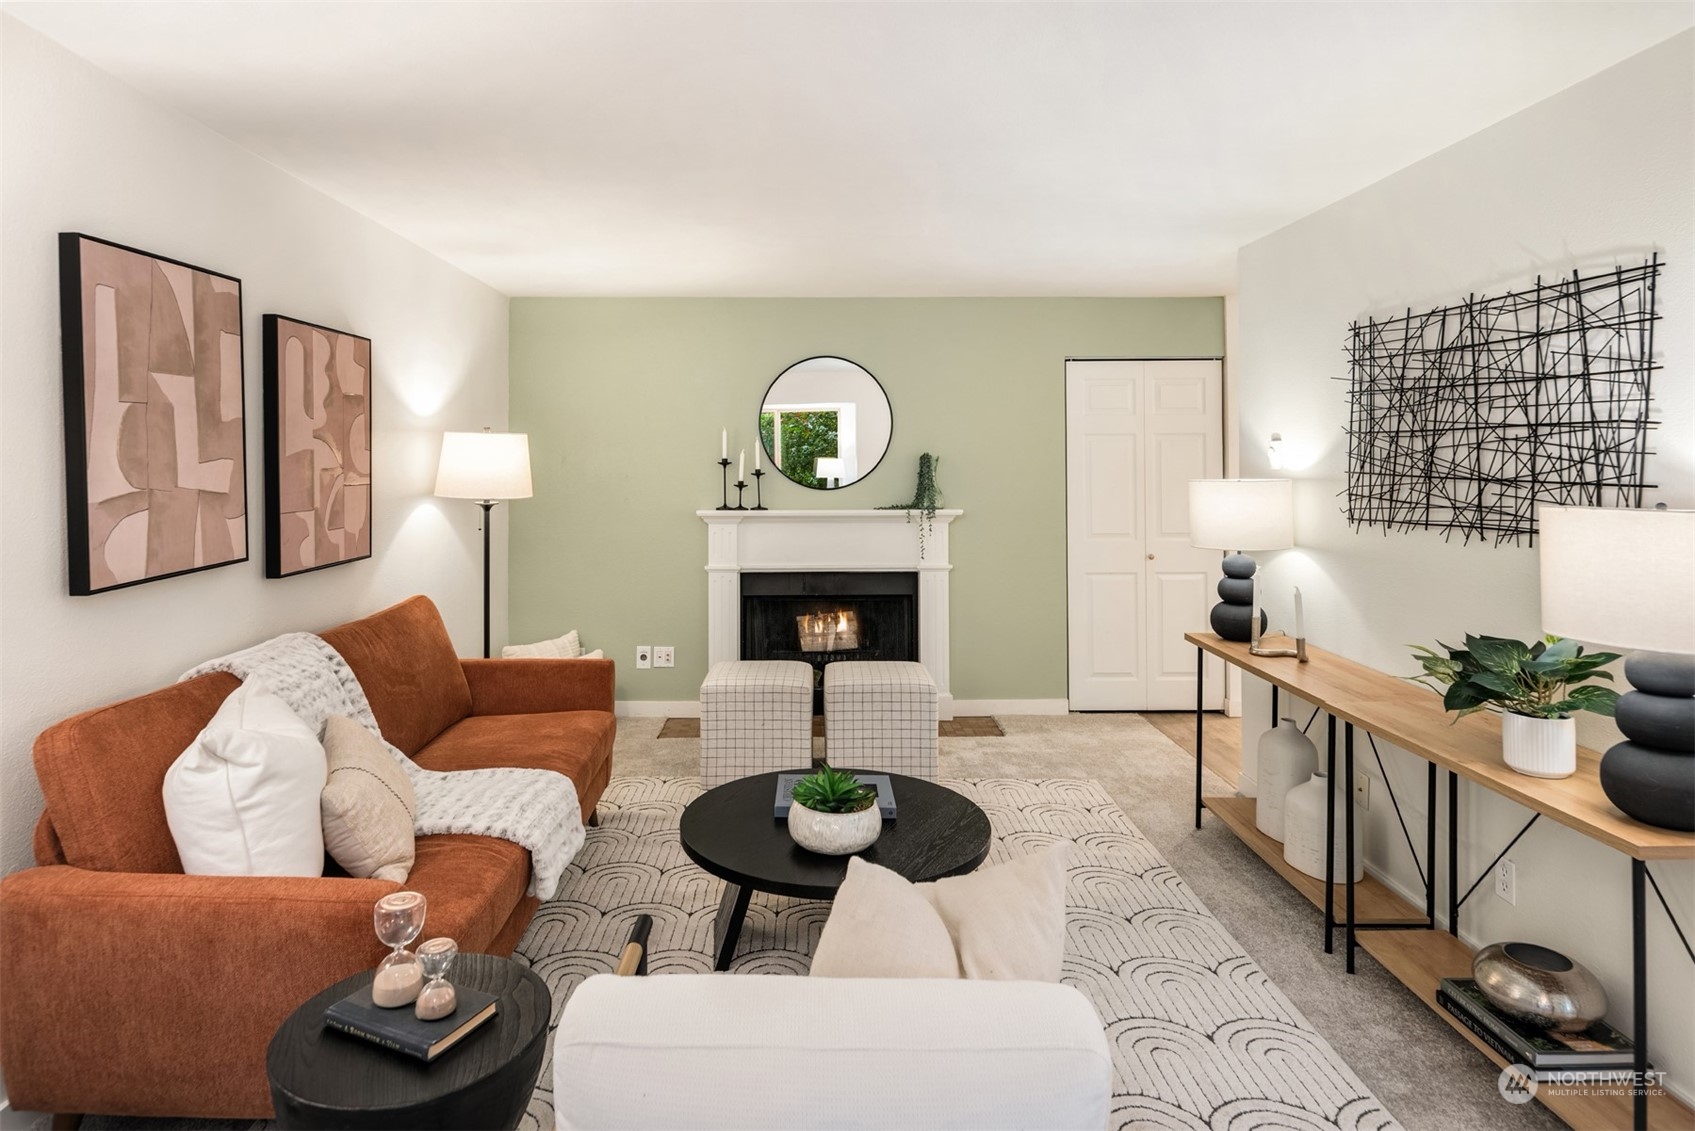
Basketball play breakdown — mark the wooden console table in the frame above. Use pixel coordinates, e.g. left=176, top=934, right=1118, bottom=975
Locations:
left=1186, top=631, right=1695, bottom=1131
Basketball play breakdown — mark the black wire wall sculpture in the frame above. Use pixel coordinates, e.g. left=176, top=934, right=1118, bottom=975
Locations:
left=1342, top=256, right=1661, bottom=546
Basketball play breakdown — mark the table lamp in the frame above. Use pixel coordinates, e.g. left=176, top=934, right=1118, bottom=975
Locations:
left=1539, top=504, right=1695, bottom=831
left=814, top=457, right=845, bottom=489
left=435, top=429, right=534, bottom=658
left=1189, top=479, right=1298, bottom=655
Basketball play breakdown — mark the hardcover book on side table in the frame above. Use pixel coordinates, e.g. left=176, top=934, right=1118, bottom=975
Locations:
left=324, top=984, right=498, bottom=1062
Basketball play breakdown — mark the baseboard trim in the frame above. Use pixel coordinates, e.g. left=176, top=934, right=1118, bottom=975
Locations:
left=616, top=700, right=700, bottom=718
left=950, top=698, right=1069, bottom=716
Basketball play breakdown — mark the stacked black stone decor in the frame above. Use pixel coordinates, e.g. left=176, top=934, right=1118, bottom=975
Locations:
left=1600, top=652, right=1695, bottom=832
left=1209, top=553, right=1268, bottom=642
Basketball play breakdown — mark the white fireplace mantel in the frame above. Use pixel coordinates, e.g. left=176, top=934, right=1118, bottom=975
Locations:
left=698, top=509, right=962, bottom=719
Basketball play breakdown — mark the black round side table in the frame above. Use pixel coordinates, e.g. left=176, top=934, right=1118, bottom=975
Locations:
left=266, top=952, right=550, bottom=1130
left=681, top=770, right=992, bottom=970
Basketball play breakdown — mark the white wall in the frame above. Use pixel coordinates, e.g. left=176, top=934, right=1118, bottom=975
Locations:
left=1236, top=31, right=1694, bottom=1098
left=0, top=18, right=510, bottom=897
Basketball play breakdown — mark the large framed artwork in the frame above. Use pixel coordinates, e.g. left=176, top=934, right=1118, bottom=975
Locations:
left=59, top=233, right=248, bottom=596
left=262, top=315, right=373, bottom=577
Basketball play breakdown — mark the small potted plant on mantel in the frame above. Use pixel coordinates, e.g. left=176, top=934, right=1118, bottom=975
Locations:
left=1411, top=634, right=1620, bottom=779
left=787, top=766, right=882, bottom=855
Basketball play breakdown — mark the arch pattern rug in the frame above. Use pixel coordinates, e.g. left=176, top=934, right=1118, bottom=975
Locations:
left=514, top=777, right=1401, bottom=1131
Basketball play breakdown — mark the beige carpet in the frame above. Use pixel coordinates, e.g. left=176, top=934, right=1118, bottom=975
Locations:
left=609, top=713, right=1564, bottom=1131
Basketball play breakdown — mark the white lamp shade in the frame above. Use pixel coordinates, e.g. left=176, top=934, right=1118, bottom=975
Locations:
left=434, top=431, right=533, bottom=500
left=1188, top=479, right=1294, bottom=551
left=1539, top=505, right=1694, bottom=653
left=814, top=457, right=846, bottom=480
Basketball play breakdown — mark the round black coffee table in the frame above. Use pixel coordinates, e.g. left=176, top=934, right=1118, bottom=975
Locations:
left=680, top=770, right=991, bottom=970
left=266, top=952, right=549, bottom=1130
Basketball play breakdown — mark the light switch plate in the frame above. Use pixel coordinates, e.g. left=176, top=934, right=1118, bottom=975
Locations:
left=654, top=646, right=674, bottom=668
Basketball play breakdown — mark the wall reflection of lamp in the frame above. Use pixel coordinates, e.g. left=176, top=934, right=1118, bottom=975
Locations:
left=1268, top=433, right=1285, bottom=469
left=815, top=457, right=845, bottom=488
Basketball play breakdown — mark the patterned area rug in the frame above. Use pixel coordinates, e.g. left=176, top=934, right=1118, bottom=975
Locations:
left=656, top=715, right=1005, bottom=738
left=513, top=777, right=1401, bottom=1131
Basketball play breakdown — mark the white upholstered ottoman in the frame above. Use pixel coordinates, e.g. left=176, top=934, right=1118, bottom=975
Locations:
left=699, top=660, right=815, bottom=788
left=823, top=661, right=938, bottom=780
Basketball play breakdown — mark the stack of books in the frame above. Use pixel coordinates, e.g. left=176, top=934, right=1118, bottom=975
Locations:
left=1437, top=977, right=1642, bottom=1083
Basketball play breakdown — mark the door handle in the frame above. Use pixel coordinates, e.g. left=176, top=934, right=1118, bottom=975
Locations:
left=1147, top=554, right=1155, bottom=560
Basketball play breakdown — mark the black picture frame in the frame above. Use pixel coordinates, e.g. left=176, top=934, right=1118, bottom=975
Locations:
left=59, top=232, right=249, bottom=596
left=262, top=313, right=375, bottom=578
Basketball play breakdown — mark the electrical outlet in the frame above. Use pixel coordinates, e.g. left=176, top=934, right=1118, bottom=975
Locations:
left=1353, top=771, right=1370, bottom=811
left=1495, top=858, right=1517, bottom=906
left=635, top=645, right=652, bottom=670
left=654, top=646, right=675, bottom=668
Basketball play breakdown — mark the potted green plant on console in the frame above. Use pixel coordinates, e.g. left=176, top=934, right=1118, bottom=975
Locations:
left=787, top=766, right=882, bottom=855
left=1411, top=635, right=1620, bottom=778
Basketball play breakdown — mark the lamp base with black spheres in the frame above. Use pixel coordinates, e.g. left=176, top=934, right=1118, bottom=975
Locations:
left=1599, top=651, right=1695, bottom=832
left=1209, top=553, right=1267, bottom=643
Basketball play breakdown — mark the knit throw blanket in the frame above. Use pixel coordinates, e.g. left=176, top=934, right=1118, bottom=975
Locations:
left=182, top=632, right=583, bottom=899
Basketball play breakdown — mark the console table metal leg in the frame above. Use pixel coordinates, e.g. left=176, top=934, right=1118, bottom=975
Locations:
left=1271, top=685, right=1279, bottom=727
left=1194, top=646, right=1204, bottom=830
left=1447, top=770, right=1460, bottom=938
left=1344, top=722, right=1357, bottom=974
left=1324, top=713, right=1336, bottom=955
left=1633, top=858, right=1648, bottom=1131
left=1425, top=762, right=1438, bottom=927
left=712, top=882, right=752, bottom=972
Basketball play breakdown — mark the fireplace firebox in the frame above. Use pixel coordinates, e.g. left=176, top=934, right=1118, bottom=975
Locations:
left=740, top=571, right=918, bottom=713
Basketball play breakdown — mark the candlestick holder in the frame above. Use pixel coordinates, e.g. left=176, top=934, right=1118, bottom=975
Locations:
left=733, top=480, right=749, bottom=510
left=751, top=468, right=768, bottom=510
left=1249, top=613, right=1308, bottom=661
left=716, top=458, right=732, bottom=510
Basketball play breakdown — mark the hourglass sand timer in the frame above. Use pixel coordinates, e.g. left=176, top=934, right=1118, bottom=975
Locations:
left=414, top=937, right=459, bottom=1020
left=371, top=891, right=427, bottom=1007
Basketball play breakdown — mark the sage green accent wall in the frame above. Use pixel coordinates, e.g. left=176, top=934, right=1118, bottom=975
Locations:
left=509, top=298, right=1224, bottom=703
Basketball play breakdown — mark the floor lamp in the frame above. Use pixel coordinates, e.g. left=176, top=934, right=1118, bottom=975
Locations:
left=435, top=429, right=533, bottom=658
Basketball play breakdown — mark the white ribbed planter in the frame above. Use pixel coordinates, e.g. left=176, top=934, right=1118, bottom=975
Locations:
left=787, top=801, right=882, bottom=855
left=1502, top=713, right=1577, bottom=779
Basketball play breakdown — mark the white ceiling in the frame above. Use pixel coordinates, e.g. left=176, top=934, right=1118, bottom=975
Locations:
left=8, top=2, right=1692, bottom=297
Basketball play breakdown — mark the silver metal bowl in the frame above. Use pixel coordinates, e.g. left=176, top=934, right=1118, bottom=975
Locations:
left=1473, top=941, right=1609, bottom=1032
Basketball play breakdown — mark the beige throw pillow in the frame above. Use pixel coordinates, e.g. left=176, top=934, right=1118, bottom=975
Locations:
left=320, top=715, right=416, bottom=883
left=924, top=843, right=1070, bottom=981
left=502, top=629, right=582, bottom=659
left=810, top=845, right=1070, bottom=981
left=809, top=856, right=960, bottom=978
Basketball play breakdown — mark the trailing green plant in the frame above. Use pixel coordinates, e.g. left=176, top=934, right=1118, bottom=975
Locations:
left=879, top=453, right=942, bottom=551
left=1409, top=634, right=1621, bottom=721
left=790, top=765, right=878, bottom=814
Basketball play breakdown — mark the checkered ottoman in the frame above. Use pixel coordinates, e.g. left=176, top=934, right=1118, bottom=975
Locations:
left=823, top=661, right=938, bottom=780
left=699, top=660, right=815, bottom=788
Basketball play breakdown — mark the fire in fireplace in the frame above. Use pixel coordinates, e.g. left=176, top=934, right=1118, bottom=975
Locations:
left=741, top=571, right=918, bottom=712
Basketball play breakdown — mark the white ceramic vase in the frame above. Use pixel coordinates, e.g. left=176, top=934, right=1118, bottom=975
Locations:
left=787, top=801, right=882, bottom=855
left=1282, top=771, right=1365, bottom=883
left=1255, top=717, right=1319, bottom=842
left=1502, top=713, right=1576, bottom=779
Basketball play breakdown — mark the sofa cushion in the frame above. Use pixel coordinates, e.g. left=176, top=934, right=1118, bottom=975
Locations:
left=318, top=596, right=472, bottom=757
left=405, top=833, right=533, bottom=953
left=320, top=716, right=416, bottom=883
left=810, top=856, right=960, bottom=979
left=162, top=682, right=328, bottom=877
left=33, top=672, right=241, bottom=873
left=416, top=710, right=615, bottom=787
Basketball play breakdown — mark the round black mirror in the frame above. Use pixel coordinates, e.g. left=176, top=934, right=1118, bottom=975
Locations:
left=757, top=356, right=892, bottom=490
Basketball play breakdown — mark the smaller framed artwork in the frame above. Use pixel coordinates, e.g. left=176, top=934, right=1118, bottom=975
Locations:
left=59, top=232, right=249, bottom=596
left=262, top=315, right=373, bottom=578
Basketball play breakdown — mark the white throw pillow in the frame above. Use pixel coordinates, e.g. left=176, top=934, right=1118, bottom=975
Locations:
left=578, top=649, right=604, bottom=660
left=320, top=715, right=416, bottom=882
left=163, top=681, right=327, bottom=876
left=924, top=844, right=1070, bottom=981
left=502, top=629, right=582, bottom=659
left=809, top=856, right=960, bottom=978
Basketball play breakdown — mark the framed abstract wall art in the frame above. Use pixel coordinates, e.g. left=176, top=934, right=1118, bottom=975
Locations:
left=59, top=233, right=249, bottom=596
left=262, top=315, right=373, bottom=577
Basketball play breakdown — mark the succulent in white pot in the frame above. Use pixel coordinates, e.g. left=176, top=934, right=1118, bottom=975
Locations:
left=786, top=765, right=882, bottom=855
left=1411, top=634, right=1621, bottom=779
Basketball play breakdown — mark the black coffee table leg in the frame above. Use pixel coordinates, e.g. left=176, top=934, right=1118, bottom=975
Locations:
left=712, top=882, right=752, bottom=971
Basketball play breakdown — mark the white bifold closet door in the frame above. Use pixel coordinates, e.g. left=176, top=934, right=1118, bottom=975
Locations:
left=1066, top=359, right=1225, bottom=711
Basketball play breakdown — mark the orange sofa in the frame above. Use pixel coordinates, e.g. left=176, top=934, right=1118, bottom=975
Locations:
left=0, top=596, right=614, bottom=1120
